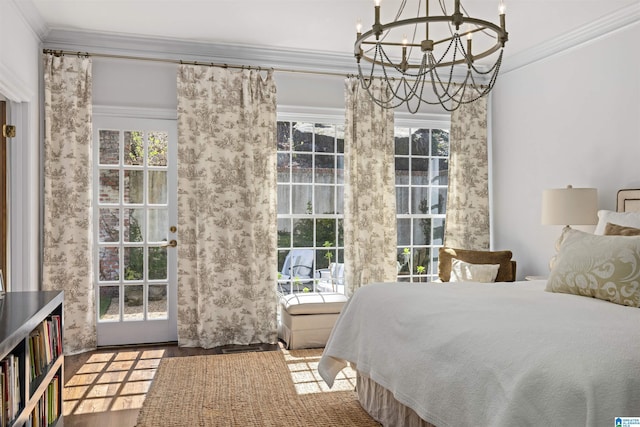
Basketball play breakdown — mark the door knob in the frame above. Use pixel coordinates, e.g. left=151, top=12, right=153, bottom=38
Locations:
left=163, top=239, right=177, bottom=248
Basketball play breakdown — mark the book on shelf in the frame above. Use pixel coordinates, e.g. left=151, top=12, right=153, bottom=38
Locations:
left=28, top=316, right=63, bottom=381
left=0, top=354, right=20, bottom=427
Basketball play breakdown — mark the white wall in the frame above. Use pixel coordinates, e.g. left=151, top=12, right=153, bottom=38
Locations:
left=491, top=22, right=640, bottom=278
left=0, top=0, right=43, bottom=291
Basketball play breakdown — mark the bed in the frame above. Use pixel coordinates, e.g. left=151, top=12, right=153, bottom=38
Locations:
left=318, top=189, right=640, bottom=426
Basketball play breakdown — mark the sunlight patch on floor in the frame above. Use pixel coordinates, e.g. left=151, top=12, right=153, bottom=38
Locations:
left=64, top=349, right=164, bottom=416
left=282, top=347, right=356, bottom=395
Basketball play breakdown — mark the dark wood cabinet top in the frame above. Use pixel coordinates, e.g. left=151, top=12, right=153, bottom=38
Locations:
left=0, top=291, right=64, bottom=359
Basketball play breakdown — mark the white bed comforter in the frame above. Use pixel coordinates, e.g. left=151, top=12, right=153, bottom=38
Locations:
left=319, top=281, right=640, bottom=427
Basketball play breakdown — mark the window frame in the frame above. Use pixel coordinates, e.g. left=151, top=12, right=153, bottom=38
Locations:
left=276, top=110, right=346, bottom=294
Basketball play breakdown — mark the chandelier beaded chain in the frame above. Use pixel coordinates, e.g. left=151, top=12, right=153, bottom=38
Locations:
left=355, top=0, right=508, bottom=112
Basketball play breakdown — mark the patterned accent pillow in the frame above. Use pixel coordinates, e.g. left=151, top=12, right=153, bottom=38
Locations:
left=604, top=222, right=640, bottom=236
left=450, top=259, right=500, bottom=283
left=546, top=228, right=640, bottom=307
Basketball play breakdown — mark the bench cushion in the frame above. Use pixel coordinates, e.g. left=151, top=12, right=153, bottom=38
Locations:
left=280, top=292, right=348, bottom=315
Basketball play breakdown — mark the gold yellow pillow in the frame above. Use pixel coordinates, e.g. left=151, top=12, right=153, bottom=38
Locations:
left=438, top=247, right=513, bottom=282
left=604, top=222, right=640, bottom=236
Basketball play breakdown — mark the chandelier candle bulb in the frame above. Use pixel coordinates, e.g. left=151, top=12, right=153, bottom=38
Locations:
left=373, top=1, right=382, bottom=38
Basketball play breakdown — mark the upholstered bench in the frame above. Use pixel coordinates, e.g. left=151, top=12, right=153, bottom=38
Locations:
left=278, top=292, right=348, bottom=350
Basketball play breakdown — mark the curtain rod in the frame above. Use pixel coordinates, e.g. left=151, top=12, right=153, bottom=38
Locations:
left=42, top=49, right=353, bottom=79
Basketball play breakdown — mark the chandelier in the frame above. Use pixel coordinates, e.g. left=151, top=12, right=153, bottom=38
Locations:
left=355, top=0, right=508, bottom=112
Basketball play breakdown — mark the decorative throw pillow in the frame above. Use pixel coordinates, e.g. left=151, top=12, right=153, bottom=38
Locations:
left=546, top=228, right=640, bottom=307
left=438, top=247, right=513, bottom=282
left=450, top=259, right=500, bottom=283
left=594, top=210, right=640, bottom=235
left=604, top=222, right=640, bottom=236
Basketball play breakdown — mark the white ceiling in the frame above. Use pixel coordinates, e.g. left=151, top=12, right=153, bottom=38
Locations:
left=30, top=0, right=638, bottom=62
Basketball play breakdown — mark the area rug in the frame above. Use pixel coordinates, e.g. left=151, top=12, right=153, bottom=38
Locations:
left=135, top=347, right=380, bottom=426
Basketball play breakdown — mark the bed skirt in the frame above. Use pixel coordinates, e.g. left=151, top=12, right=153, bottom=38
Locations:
left=357, top=373, right=436, bottom=427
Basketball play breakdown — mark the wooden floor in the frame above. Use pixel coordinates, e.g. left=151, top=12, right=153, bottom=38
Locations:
left=63, top=342, right=279, bottom=427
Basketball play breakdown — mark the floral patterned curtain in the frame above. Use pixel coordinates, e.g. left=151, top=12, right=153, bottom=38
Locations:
left=444, top=96, right=490, bottom=250
left=344, top=77, right=397, bottom=296
left=42, top=54, right=96, bottom=354
left=176, top=65, right=278, bottom=348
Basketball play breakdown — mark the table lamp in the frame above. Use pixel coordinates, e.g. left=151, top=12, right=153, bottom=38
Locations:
left=541, top=185, right=598, bottom=265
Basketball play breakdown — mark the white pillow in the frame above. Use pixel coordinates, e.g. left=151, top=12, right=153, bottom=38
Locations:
left=594, top=210, right=640, bottom=235
left=450, top=259, right=500, bottom=283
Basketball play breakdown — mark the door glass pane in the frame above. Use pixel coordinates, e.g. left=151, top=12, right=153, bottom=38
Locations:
left=124, top=285, right=144, bottom=321
left=124, top=247, right=144, bottom=280
left=148, top=285, right=168, bottom=319
left=99, top=247, right=120, bottom=281
left=99, top=170, right=119, bottom=203
left=124, top=170, right=144, bottom=204
left=124, top=131, right=144, bottom=166
left=148, top=209, right=167, bottom=242
left=99, top=208, right=120, bottom=242
left=148, top=131, right=168, bottom=166
left=99, top=130, right=120, bottom=165
left=99, top=286, right=120, bottom=321
left=149, top=247, right=167, bottom=280
left=148, top=171, right=167, bottom=204
left=124, top=208, right=144, bottom=242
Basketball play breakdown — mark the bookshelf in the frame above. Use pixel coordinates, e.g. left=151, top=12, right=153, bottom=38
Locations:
left=0, top=291, right=63, bottom=427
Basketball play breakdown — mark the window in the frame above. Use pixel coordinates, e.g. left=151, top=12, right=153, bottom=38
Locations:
left=276, top=116, right=450, bottom=291
left=277, top=121, right=344, bottom=294
left=395, top=127, right=449, bottom=282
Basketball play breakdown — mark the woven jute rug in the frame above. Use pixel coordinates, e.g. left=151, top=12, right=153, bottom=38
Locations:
left=135, top=347, right=380, bottom=426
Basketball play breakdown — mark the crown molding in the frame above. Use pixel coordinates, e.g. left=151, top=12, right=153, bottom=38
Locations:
left=501, top=2, right=640, bottom=75
left=43, top=29, right=358, bottom=76
left=0, top=62, right=34, bottom=102
left=38, top=2, right=640, bottom=82
left=10, top=0, right=48, bottom=40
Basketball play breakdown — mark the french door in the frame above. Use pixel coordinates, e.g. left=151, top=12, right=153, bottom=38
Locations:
left=94, top=116, right=178, bottom=346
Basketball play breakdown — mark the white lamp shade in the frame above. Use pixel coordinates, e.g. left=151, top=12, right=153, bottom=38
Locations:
left=541, top=187, right=598, bottom=225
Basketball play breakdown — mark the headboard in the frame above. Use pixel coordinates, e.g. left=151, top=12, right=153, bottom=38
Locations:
left=617, top=189, right=640, bottom=213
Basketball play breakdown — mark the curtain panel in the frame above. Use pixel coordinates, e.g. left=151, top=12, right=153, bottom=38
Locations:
left=42, top=54, right=96, bottom=354
left=176, top=65, right=278, bottom=348
left=344, top=78, right=398, bottom=296
left=444, top=96, right=490, bottom=250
